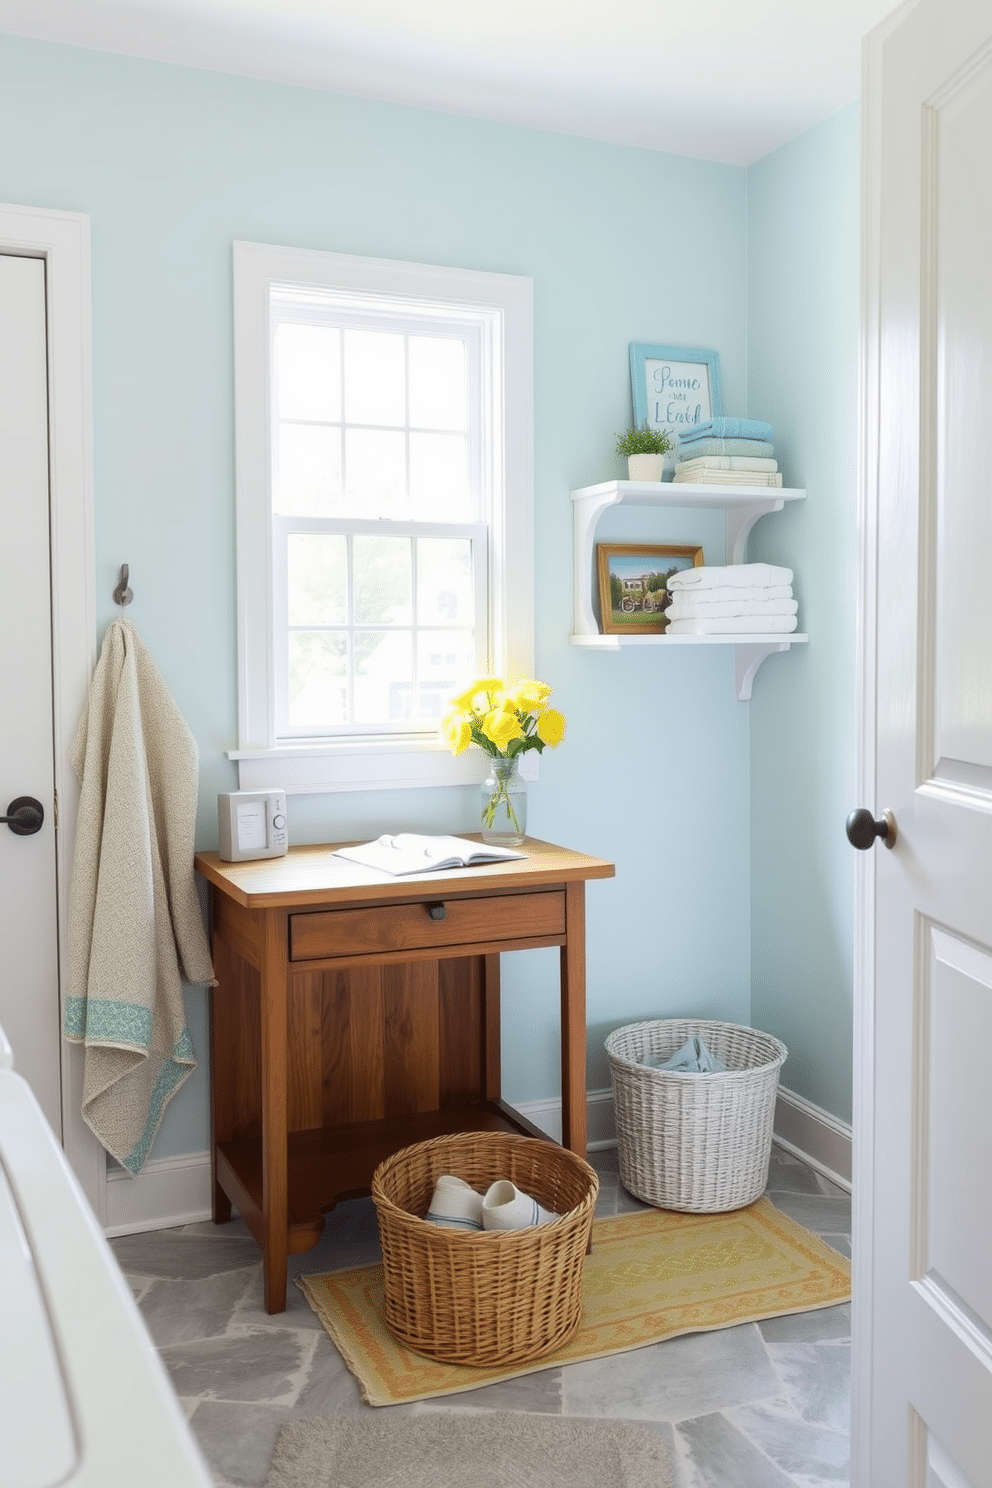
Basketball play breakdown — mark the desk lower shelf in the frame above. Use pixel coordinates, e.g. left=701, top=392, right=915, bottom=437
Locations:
left=216, top=1100, right=550, bottom=1251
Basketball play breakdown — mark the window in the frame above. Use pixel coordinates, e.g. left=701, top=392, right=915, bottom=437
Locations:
left=231, top=244, right=533, bottom=793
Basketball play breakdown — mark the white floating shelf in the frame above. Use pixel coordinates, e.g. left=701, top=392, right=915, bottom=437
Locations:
left=570, top=479, right=808, bottom=700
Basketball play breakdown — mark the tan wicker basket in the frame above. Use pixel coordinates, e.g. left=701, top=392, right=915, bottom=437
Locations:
left=371, top=1130, right=599, bottom=1367
left=606, top=1019, right=787, bottom=1213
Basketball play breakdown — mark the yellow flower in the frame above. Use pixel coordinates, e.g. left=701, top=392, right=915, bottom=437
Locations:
left=440, top=710, right=474, bottom=755
left=439, top=674, right=565, bottom=762
left=536, top=708, right=566, bottom=746
left=510, top=679, right=553, bottom=711
left=449, top=677, right=503, bottom=713
left=481, top=707, right=524, bottom=751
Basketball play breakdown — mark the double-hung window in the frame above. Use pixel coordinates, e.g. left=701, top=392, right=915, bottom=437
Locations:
left=231, top=244, right=533, bottom=793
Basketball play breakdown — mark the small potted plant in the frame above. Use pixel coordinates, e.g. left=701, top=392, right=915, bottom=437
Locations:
left=615, top=423, right=673, bottom=483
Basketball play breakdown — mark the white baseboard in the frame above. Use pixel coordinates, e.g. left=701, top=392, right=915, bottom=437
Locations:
left=522, top=1084, right=852, bottom=1193
left=101, top=1084, right=852, bottom=1235
left=772, top=1085, right=852, bottom=1193
left=515, top=1088, right=617, bottom=1150
left=104, top=1149, right=213, bottom=1237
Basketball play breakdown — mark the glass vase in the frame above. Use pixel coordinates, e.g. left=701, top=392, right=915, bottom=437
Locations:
left=481, top=757, right=527, bottom=845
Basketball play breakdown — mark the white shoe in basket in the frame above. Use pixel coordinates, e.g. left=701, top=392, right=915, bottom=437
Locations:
left=426, top=1175, right=484, bottom=1231
left=481, top=1180, right=558, bottom=1231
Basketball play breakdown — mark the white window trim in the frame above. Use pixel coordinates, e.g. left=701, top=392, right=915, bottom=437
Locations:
left=231, top=241, right=534, bottom=793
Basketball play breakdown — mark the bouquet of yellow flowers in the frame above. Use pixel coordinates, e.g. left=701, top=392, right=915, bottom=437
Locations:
left=440, top=677, right=566, bottom=759
left=441, top=677, right=566, bottom=840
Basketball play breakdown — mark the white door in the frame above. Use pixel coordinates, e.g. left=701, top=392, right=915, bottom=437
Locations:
left=855, top=2, right=992, bottom=1484
left=0, top=253, right=62, bottom=1137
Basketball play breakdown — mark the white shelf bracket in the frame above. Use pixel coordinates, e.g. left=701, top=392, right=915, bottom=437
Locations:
left=734, top=641, right=792, bottom=701
left=572, top=486, right=623, bottom=639
left=725, top=499, right=785, bottom=565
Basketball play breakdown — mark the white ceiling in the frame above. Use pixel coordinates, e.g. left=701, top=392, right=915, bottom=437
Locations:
left=0, top=0, right=902, bottom=165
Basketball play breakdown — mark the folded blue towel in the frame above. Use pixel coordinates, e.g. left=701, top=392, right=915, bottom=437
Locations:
left=645, top=1036, right=727, bottom=1073
left=679, top=417, right=773, bottom=443
left=674, top=437, right=775, bottom=461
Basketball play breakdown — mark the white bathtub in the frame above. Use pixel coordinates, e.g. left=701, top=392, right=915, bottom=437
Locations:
left=0, top=1026, right=212, bottom=1488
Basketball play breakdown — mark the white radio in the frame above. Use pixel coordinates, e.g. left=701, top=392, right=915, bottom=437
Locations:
left=217, top=790, right=289, bottom=862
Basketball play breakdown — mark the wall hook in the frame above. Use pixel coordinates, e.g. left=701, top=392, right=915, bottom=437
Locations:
left=113, top=564, right=133, bottom=608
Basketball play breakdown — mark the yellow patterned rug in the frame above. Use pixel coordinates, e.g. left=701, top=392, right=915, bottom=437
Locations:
left=298, top=1198, right=850, bottom=1407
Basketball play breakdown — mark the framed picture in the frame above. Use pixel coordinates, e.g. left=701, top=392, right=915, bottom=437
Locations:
left=629, top=344, right=722, bottom=444
left=596, top=543, right=704, bottom=635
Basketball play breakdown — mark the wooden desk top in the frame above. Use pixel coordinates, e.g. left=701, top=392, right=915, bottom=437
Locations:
left=195, top=836, right=615, bottom=911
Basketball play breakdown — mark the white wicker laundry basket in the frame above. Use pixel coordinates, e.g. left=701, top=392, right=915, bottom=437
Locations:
left=605, top=1019, right=788, bottom=1213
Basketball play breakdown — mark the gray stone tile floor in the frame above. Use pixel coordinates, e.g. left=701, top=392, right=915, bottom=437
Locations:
left=110, top=1146, right=851, bottom=1487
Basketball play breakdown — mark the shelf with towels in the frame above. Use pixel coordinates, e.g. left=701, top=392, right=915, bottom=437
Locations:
left=570, top=479, right=808, bottom=701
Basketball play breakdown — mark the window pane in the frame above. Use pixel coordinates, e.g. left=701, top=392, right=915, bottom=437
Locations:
left=288, top=534, right=347, bottom=625
left=354, top=630, right=412, bottom=723
left=343, top=328, right=405, bottom=426
left=417, top=630, right=477, bottom=718
left=344, top=428, right=406, bottom=517
left=409, top=432, right=470, bottom=519
left=408, top=335, right=467, bottom=431
left=276, top=323, right=340, bottom=421
left=275, top=425, right=342, bottom=515
left=353, top=535, right=412, bottom=625
left=417, top=537, right=474, bottom=625
left=288, top=631, right=347, bottom=726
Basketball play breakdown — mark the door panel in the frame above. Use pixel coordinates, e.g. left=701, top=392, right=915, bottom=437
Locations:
left=931, top=56, right=992, bottom=778
left=922, top=1430, right=978, bottom=1488
left=861, top=1, right=992, bottom=1483
left=917, top=928, right=992, bottom=1329
left=0, top=252, right=61, bottom=1136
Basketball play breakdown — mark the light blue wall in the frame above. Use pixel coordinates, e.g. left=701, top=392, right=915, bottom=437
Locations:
left=0, top=36, right=758, bottom=1159
left=746, top=104, right=860, bottom=1122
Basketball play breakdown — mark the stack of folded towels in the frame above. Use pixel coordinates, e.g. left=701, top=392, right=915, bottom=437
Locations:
left=665, top=562, right=798, bottom=635
left=672, top=416, right=781, bottom=487
left=425, top=1173, right=558, bottom=1232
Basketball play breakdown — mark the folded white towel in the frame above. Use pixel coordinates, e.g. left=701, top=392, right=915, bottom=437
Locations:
left=664, top=583, right=794, bottom=604
left=667, top=563, right=794, bottom=591
left=667, top=615, right=798, bottom=635
left=666, top=597, right=798, bottom=620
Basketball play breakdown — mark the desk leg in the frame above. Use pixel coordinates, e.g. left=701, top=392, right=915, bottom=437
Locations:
left=259, top=909, right=289, bottom=1314
left=483, top=953, right=501, bottom=1104
left=560, top=881, right=587, bottom=1160
left=208, top=913, right=233, bottom=1225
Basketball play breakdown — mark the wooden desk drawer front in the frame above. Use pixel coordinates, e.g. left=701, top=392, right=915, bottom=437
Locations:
left=289, top=890, right=566, bottom=961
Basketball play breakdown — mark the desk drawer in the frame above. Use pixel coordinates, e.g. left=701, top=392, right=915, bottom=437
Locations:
left=289, top=891, right=566, bottom=961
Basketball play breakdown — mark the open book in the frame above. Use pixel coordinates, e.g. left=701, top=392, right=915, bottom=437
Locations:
left=334, top=833, right=526, bottom=876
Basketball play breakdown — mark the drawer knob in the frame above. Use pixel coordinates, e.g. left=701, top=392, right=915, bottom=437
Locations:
left=427, top=902, right=447, bottom=921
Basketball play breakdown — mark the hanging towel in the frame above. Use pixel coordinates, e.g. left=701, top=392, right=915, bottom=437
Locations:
left=63, top=618, right=215, bottom=1175
left=666, top=597, right=798, bottom=620
left=667, top=615, right=798, bottom=635
left=677, top=416, right=773, bottom=443
left=667, top=563, right=794, bottom=591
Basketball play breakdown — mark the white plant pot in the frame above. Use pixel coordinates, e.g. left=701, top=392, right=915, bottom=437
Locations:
left=626, top=453, right=666, bottom=482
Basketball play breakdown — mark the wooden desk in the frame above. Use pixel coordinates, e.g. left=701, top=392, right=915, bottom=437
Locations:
left=194, top=837, right=614, bottom=1313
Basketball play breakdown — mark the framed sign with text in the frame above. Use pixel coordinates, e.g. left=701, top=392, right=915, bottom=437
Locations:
left=629, top=344, right=722, bottom=443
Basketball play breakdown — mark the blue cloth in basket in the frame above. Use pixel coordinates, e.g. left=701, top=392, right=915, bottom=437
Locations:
left=645, top=1036, right=727, bottom=1073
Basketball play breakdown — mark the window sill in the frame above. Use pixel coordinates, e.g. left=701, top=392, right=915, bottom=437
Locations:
left=228, top=740, right=539, bottom=795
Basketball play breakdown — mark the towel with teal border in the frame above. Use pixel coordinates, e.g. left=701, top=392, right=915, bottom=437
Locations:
left=63, top=618, right=215, bottom=1174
